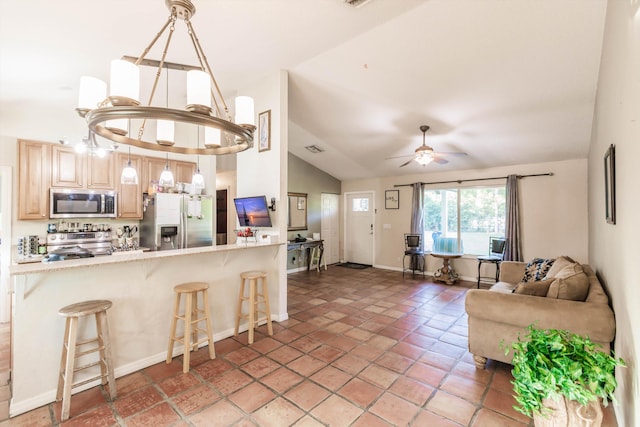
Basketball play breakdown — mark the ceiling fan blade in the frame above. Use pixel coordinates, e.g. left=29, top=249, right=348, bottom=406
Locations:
left=437, top=151, right=467, bottom=157
left=432, top=156, right=449, bottom=165
left=399, top=159, right=414, bottom=167
left=385, top=154, right=414, bottom=160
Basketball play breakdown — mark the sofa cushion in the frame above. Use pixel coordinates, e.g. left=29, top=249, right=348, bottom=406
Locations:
left=513, top=278, right=555, bottom=296
left=544, top=255, right=576, bottom=279
left=522, top=258, right=555, bottom=282
left=547, top=263, right=590, bottom=301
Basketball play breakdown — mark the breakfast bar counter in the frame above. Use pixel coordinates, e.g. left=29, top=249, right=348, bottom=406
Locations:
left=8, top=241, right=287, bottom=416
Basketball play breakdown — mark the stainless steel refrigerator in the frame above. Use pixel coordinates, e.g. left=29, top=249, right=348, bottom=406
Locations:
left=140, top=193, right=214, bottom=251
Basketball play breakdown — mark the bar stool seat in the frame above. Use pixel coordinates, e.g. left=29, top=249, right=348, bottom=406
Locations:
left=57, top=299, right=116, bottom=421
left=235, top=271, right=273, bottom=344
left=167, top=282, right=215, bottom=373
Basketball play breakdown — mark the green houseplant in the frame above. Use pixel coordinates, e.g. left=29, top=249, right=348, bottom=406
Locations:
left=506, top=325, right=625, bottom=426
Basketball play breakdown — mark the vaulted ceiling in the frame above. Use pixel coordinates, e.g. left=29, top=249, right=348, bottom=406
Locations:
left=0, top=0, right=607, bottom=180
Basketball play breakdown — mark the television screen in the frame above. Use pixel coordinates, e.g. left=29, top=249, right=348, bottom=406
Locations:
left=234, top=196, right=273, bottom=227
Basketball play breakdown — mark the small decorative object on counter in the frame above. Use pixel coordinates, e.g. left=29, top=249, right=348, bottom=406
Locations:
left=236, top=227, right=257, bottom=245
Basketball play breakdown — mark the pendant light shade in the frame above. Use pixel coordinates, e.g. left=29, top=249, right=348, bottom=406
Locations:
left=158, top=154, right=175, bottom=188
left=121, top=147, right=138, bottom=185
left=187, top=70, right=211, bottom=108
left=77, top=76, right=106, bottom=110
left=191, top=169, right=205, bottom=190
left=205, top=127, right=221, bottom=147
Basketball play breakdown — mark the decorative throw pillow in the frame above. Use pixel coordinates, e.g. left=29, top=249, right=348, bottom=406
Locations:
left=521, top=258, right=555, bottom=282
left=544, top=255, right=577, bottom=279
left=513, top=278, right=555, bottom=296
left=546, top=263, right=590, bottom=301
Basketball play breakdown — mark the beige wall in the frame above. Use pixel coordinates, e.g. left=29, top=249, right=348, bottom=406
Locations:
left=589, top=2, right=640, bottom=425
left=342, top=159, right=589, bottom=279
left=286, top=153, right=341, bottom=269
left=287, top=153, right=341, bottom=240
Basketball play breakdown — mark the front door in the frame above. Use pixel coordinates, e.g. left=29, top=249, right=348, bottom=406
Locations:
left=345, top=192, right=374, bottom=265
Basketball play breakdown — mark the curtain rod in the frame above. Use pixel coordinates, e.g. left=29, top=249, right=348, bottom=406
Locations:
left=393, top=172, right=553, bottom=188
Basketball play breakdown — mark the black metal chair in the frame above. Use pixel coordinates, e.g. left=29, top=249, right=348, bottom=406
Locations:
left=403, top=234, right=425, bottom=278
left=476, top=237, right=506, bottom=288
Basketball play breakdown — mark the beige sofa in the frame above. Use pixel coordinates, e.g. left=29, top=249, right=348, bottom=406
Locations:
left=465, top=259, right=616, bottom=369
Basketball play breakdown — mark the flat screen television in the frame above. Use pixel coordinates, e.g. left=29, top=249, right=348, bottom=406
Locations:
left=234, top=195, right=273, bottom=227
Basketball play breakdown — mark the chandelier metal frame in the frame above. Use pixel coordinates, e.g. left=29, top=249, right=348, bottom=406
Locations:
left=79, top=0, right=255, bottom=156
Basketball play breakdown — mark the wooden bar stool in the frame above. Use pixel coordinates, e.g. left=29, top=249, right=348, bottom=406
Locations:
left=167, top=282, right=215, bottom=373
left=56, top=300, right=116, bottom=422
left=235, top=271, right=273, bottom=344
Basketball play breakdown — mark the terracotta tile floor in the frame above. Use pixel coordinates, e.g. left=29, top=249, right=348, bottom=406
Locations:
left=0, top=267, right=619, bottom=426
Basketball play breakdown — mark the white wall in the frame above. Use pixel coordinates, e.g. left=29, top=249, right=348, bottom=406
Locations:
left=236, top=70, right=289, bottom=320
left=588, top=2, right=640, bottom=426
left=342, top=159, right=589, bottom=279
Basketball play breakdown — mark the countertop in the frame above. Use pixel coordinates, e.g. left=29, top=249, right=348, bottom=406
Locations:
left=9, top=241, right=284, bottom=276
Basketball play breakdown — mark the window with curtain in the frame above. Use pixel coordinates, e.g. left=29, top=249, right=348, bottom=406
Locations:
left=424, top=186, right=506, bottom=255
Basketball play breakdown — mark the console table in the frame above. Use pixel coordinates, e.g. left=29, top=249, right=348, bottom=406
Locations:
left=431, top=252, right=463, bottom=285
left=287, top=239, right=324, bottom=271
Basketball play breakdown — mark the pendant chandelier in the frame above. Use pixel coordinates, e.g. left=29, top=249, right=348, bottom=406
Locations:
left=76, top=0, right=255, bottom=156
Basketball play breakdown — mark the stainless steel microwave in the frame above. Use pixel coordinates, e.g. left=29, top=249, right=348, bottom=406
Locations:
left=50, top=189, right=117, bottom=219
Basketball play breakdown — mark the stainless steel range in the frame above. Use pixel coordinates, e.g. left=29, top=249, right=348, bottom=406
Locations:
left=46, top=231, right=113, bottom=256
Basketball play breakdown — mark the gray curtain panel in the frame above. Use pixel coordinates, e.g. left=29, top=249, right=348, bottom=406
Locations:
left=504, top=174, right=523, bottom=261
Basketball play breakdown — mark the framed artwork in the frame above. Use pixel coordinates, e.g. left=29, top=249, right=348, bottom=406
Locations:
left=604, top=144, right=615, bottom=224
left=385, top=190, right=399, bottom=209
left=258, top=110, right=271, bottom=152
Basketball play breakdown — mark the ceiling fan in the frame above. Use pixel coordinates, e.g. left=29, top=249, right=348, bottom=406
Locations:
left=388, top=125, right=467, bottom=167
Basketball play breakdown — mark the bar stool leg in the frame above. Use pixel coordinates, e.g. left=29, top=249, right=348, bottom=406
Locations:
left=96, top=310, right=117, bottom=399
left=167, top=293, right=181, bottom=364
left=182, top=292, right=193, bottom=374
left=261, top=277, right=273, bottom=336
left=59, top=317, right=78, bottom=421
left=202, top=289, right=216, bottom=359
left=248, top=279, right=256, bottom=344
left=56, top=317, right=71, bottom=403
left=191, top=294, right=199, bottom=353
left=234, top=279, right=246, bottom=337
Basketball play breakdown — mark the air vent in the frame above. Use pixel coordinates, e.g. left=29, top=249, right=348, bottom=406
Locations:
left=305, top=145, right=324, bottom=154
left=344, top=0, right=374, bottom=8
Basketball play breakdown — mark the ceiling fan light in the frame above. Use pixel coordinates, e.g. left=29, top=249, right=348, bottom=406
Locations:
left=415, top=153, right=433, bottom=166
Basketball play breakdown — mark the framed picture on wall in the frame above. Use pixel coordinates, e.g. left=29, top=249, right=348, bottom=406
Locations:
left=385, top=190, right=399, bottom=209
left=258, top=110, right=271, bottom=152
left=604, top=144, right=615, bottom=224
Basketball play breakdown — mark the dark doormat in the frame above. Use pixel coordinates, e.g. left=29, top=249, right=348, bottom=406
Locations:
left=337, top=262, right=370, bottom=269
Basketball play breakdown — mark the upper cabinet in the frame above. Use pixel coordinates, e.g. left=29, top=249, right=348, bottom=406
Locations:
left=143, top=157, right=196, bottom=191
left=87, top=154, right=115, bottom=189
left=51, top=145, right=84, bottom=188
left=17, top=139, right=197, bottom=220
left=18, top=140, right=51, bottom=220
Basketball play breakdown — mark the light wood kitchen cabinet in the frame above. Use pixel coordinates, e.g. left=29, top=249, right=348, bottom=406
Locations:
left=174, top=160, right=196, bottom=184
left=143, top=156, right=196, bottom=190
left=18, top=140, right=51, bottom=220
left=116, top=153, right=144, bottom=219
left=51, top=145, right=84, bottom=188
left=87, top=154, right=115, bottom=189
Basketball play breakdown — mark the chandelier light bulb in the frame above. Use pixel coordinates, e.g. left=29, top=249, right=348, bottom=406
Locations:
left=95, top=147, right=107, bottom=158
left=110, top=59, right=140, bottom=103
left=77, top=76, right=106, bottom=110
left=415, top=153, right=433, bottom=166
left=157, top=120, right=175, bottom=145
left=187, top=70, right=211, bottom=108
left=235, top=96, right=255, bottom=126
left=205, top=127, right=221, bottom=147
left=74, top=143, right=87, bottom=154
